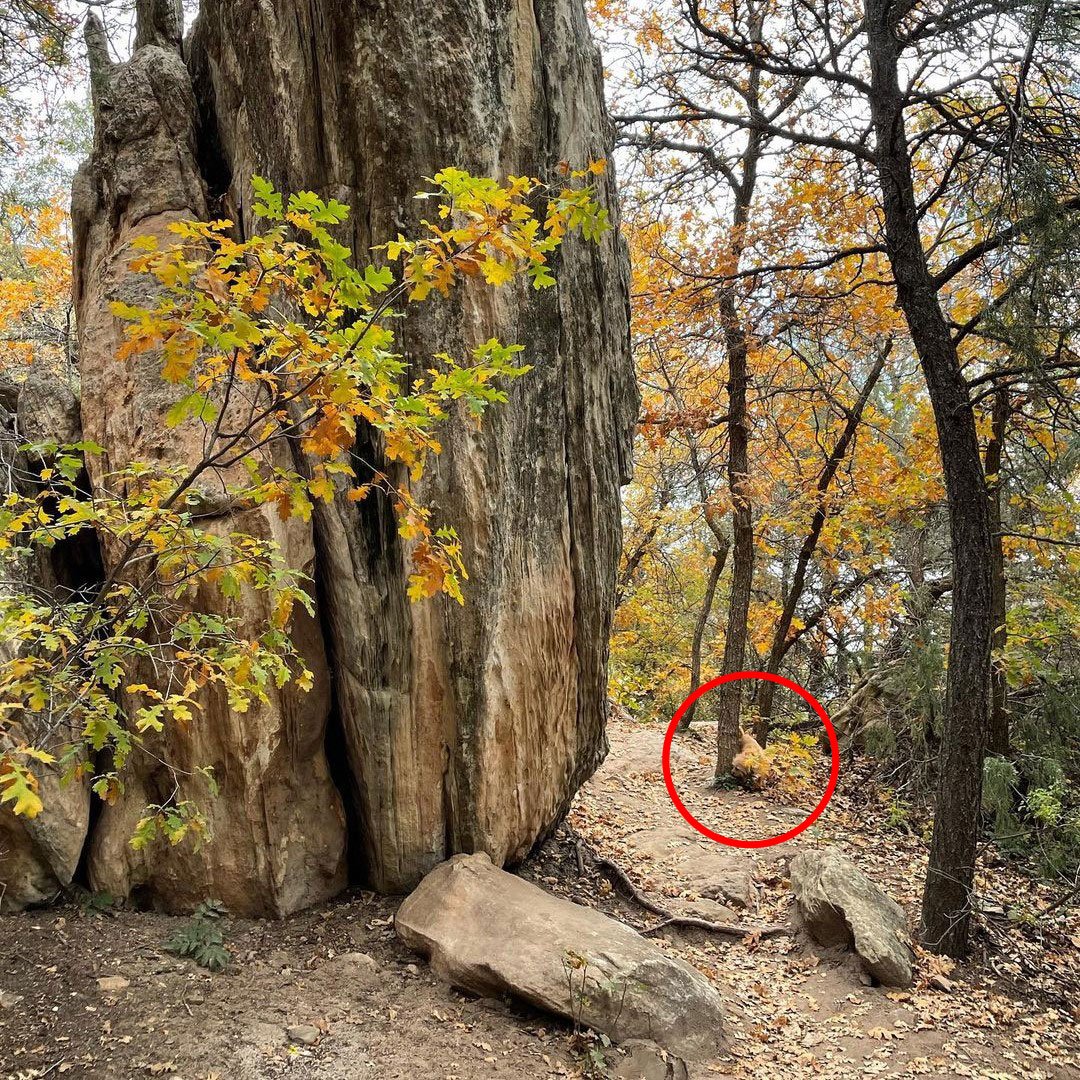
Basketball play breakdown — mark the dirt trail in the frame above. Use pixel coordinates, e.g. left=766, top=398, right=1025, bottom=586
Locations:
left=1, top=716, right=1077, bottom=1079
left=568, top=716, right=1080, bottom=1078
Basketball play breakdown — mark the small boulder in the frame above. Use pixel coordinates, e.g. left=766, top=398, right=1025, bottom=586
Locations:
left=396, top=853, right=725, bottom=1060
left=338, top=951, right=379, bottom=972
left=286, top=1024, right=320, bottom=1046
left=789, top=847, right=913, bottom=987
left=325, top=951, right=381, bottom=985
left=97, top=975, right=131, bottom=993
left=702, top=869, right=757, bottom=911
left=615, top=1039, right=689, bottom=1080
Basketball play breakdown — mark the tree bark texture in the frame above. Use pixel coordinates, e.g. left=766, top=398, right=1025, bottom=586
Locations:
left=712, top=53, right=762, bottom=777
left=865, top=0, right=993, bottom=958
left=677, top=540, right=729, bottom=732
left=714, top=280, right=753, bottom=778
left=985, top=386, right=1010, bottom=757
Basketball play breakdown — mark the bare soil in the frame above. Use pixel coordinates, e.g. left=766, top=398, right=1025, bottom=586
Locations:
left=2, top=715, right=1078, bottom=1079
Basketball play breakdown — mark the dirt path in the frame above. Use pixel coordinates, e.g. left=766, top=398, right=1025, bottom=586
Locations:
left=1, top=716, right=1077, bottom=1079
left=567, top=717, right=1080, bottom=1079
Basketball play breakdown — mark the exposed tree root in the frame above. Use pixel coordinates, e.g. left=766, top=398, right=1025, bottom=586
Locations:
left=569, top=831, right=790, bottom=941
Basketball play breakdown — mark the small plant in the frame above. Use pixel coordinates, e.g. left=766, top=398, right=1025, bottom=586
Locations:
left=562, top=949, right=630, bottom=1076
left=165, top=899, right=230, bottom=972
left=563, top=949, right=592, bottom=1035
left=882, top=793, right=912, bottom=833
left=765, top=732, right=820, bottom=799
left=71, top=885, right=117, bottom=915
left=579, top=1036, right=610, bottom=1077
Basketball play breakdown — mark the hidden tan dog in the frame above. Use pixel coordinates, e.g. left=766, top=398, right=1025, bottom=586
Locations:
left=731, top=728, right=771, bottom=790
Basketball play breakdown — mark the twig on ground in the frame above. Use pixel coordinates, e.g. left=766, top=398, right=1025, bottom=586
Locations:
left=573, top=835, right=585, bottom=877
left=593, top=855, right=669, bottom=918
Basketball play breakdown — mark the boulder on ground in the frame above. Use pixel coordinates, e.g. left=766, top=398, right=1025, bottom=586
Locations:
left=614, top=1039, right=689, bottom=1080
left=789, top=847, right=913, bottom=987
left=395, top=853, right=725, bottom=1060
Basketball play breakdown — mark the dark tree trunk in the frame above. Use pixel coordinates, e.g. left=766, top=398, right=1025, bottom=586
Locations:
left=715, top=281, right=754, bottom=776
left=985, top=385, right=1011, bottom=756
left=712, top=69, right=764, bottom=775
left=865, top=0, right=994, bottom=958
left=678, top=540, right=730, bottom=731
left=754, top=350, right=886, bottom=740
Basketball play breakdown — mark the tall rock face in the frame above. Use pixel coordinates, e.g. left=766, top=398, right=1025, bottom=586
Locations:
left=58, top=0, right=634, bottom=908
left=70, top=0, right=347, bottom=915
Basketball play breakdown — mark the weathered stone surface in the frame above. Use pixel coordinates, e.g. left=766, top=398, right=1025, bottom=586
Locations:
left=286, top=1024, right=320, bottom=1046
left=71, top=0, right=346, bottom=915
left=614, top=1040, right=689, bottom=1080
left=15, top=369, right=81, bottom=449
left=0, top=379, right=91, bottom=913
left=789, top=847, right=914, bottom=987
left=396, top=854, right=724, bottom=1060
left=60, top=0, right=631, bottom=912
left=188, top=0, right=637, bottom=892
left=0, top=720, right=89, bottom=912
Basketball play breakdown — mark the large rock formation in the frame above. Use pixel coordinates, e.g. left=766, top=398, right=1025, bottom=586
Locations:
left=186, top=0, right=635, bottom=891
left=34, top=0, right=634, bottom=911
left=69, top=0, right=347, bottom=915
left=396, top=854, right=725, bottom=1060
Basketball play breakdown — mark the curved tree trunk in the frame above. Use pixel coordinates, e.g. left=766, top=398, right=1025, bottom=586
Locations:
left=67, top=0, right=635, bottom=909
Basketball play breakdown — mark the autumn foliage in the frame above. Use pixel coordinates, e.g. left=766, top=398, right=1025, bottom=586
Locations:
left=0, top=167, right=608, bottom=838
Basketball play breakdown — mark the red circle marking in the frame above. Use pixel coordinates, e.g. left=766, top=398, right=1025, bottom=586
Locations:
left=661, top=671, right=839, bottom=849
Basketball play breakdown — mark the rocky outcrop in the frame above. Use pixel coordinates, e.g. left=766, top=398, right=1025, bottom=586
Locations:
left=789, top=847, right=914, bottom=987
left=186, top=0, right=636, bottom=892
left=37, top=0, right=633, bottom=912
left=396, top=854, right=724, bottom=1060
left=70, top=0, right=346, bottom=915
left=0, top=371, right=91, bottom=911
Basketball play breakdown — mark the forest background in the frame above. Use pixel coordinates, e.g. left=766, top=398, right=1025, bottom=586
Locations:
left=1, top=0, right=1078, bottom=965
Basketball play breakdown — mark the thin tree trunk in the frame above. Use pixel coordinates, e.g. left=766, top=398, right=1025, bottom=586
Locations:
left=985, top=385, right=1010, bottom=755
left=616, top=484, right=673, bottom=608
left=715, top=281, right=755, bottom=777
left=866, top=0, right=994, bottom=958
left=753, top=348, right=887, bottom=740
left=713, top=40, right=765, bottom=777
left=678, top=540, right=730, bottom=731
